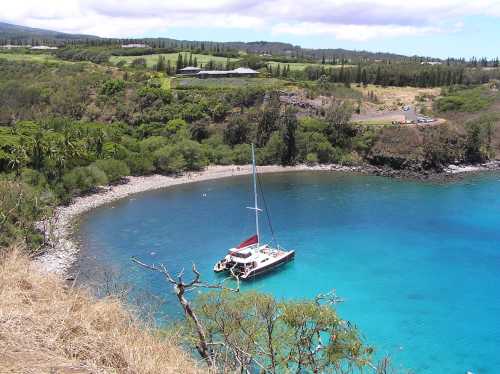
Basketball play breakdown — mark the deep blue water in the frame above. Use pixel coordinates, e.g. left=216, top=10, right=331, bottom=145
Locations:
left=75, top=172, right=500, bottom=373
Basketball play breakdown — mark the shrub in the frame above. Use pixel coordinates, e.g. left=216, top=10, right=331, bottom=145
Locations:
left=99, top=79, right=125, bottom=96
left=102, top=142, right=130, bottom=160
left=153, top=146, right=186, bottom=174
left=305, top=152, right=318, bottom=166
left=125, top=153, right=155, bottom=176
left=140, top=136, right=169, bottom=153
left=131, top=58, right=147, bottom=68
left=20, top=168, right=48, bottom=188
left=175, top=140, right=207, bottom=171
left=163, top=119, right=188, bottom=138
left=201, top=136, right=233, bottom=165
left=92, top=159, right=130, bottom=183
left=436, top=86, right=493, bottom=112
left=62, top=165, right=108, bottom=199
left=0, top=180, right=48, bottom=250
left=138, top=86, right=172, bottom=106
left=340, top=151, right=363, bottom=166
left=232, top=144, right=252, bottom=165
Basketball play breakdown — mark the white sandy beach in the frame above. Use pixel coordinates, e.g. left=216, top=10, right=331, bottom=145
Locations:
left=35, top=163, right=361, bottom=275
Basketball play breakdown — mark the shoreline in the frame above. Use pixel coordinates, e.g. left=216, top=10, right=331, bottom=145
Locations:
left=34, top=162, right=500, bottom=276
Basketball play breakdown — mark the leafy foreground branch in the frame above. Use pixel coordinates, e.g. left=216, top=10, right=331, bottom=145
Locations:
left=133, top=258, right=392, bottom=373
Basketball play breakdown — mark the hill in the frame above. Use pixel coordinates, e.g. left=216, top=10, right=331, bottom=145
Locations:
left=0, top=21, right=99, bottom=43
left=0, top=21, right=429, bottom=62
left=221, top=40, right=413, bottom=61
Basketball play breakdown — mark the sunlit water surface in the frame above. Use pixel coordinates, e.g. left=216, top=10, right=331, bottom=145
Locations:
left=75, top=172, right=500, bottom=373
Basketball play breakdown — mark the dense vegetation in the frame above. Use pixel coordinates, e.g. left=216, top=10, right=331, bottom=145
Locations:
left=1, top=46, right=499, bottom=250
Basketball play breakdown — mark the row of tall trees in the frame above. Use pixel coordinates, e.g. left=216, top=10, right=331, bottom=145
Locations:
left=294, top=63, right=500, bottom=88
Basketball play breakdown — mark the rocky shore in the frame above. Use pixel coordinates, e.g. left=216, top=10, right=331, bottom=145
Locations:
left=35, top=161, right=500, bottom=275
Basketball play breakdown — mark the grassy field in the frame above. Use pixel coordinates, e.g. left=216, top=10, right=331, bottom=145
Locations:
left=0, top=52, right=61, bottom=64
left=172, top=77, right=286, bottom=90
left=110, top=53, right=239, bottom=68
left=266, top=61, right=354, bottom=71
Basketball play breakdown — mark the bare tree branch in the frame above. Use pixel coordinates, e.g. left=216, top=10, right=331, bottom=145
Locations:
left=131, top=256, right=240, bottom=370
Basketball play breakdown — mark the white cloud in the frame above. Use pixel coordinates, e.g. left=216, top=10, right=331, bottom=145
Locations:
left=272, top=23, right=443, bottom=42
left=0, top=0, right=498, bottom=40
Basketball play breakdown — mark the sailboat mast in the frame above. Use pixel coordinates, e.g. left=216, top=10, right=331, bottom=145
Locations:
left=252, top=144, right=260, bottom=247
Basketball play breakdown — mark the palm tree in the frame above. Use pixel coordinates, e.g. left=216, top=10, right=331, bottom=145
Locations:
left=7, top=144, right=29, bottom=176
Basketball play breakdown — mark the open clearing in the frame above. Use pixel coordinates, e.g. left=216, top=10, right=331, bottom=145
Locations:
left=351, top=85, right=444, bottom=126
left=110, top=53, right=239, bottom=68
left=0, top=52, right=61, bottom=64
left=354, top=84, right=441, bottom=109
left=266, top=61, right=354, bottom=71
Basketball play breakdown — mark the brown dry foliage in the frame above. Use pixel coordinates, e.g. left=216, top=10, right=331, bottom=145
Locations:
left=0, top=248, right=203, bottom=374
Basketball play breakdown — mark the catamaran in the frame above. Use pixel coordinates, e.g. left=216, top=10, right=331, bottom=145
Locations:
left=213, top=144, right=295, bottom=280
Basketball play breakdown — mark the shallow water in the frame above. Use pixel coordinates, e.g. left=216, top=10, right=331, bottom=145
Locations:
left=75, top=171, right=500, bottom=373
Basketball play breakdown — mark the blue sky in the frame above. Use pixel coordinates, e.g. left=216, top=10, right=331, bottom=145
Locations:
left=3, top=1, right=500, bottom=59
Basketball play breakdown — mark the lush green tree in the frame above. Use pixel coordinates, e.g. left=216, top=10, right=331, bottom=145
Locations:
left=92, top=159, right=130, bottom=183
left=163, top=118, right=189, bottom=139
left=279, top=106, right=298, bottom=165
left=99, top=79, right=125, bottom=96
left=189, top=121, right=210, bottom=143
left=201, top=136, right=233, bottom=165
left=231, top=143, right=252, bottom=165
left=186, top=290, right=374, bottom=373
left=124, top=153, right=155, bottom=175
left=153, top=146, right=186, bottom=174
left=0, top=180, right=49, bottom=251
left=260, top=132, right=286, bottom=165
left=305, top=152, right=319, bottom=165
left=62, top=165, right=108, bottom=200
left=175, top=140, right=207, bottom=171
left=256, top=99, right=280, bottom=147
left=223, top=115, right=252, bottom=147
left=325, top=101, right=355, bottom=148
left=140, top=136, right=169, bottom=153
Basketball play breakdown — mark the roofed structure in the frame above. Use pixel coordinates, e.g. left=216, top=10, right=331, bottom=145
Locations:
left=179, top=66, right=202, bottom=76
left=195, top=67, right=259, bottom=78
left=121, top=43, right=148, bottom=48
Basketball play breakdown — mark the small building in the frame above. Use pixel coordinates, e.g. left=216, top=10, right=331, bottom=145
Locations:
left=421, top=61, right=442, bottom=65
left=195, top=67, right=259, bottom=79
left=121, top=43, right=148, bottom=48
left=196, top=70, right=232, bottom=78
left=1, top=44, right=30, bottom=49
left=31, top=46, right=58, bottom=50
left=231, top=67, right=259, bottom=77
left=179, top=66, right=201, bottom=76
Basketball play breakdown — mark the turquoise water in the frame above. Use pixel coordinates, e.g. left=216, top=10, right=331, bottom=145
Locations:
left=75, top=172, right=500, bottom=373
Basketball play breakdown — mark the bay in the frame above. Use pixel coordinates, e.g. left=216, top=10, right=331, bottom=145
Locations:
left=75, top=171, right=500, bottom=373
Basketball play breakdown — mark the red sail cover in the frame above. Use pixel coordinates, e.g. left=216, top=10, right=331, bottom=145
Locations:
left=237, top=235, right=258, bottom=249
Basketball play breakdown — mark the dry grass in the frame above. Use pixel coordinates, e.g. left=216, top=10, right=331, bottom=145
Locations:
left=0, top=248, right=203, bottom=374
left=354, top=84, right=441, bottom=107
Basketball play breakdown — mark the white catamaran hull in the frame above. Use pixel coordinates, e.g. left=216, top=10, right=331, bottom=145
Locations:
left=214, top=248, right=295, bottom=279
left=240, top=250, right=295, bottom=279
